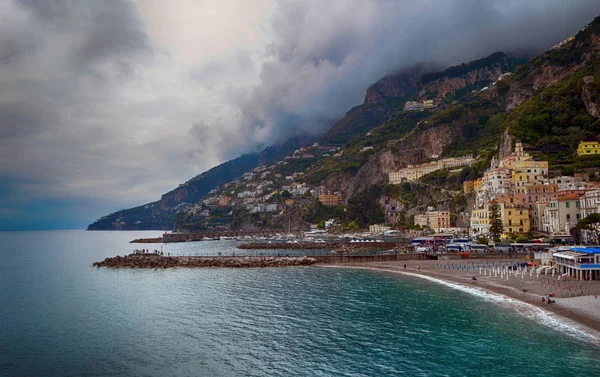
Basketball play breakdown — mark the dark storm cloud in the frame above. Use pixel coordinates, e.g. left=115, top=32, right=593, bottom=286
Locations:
left=214, top=0, right=600, bottom=159
left=2, top=0, right=600, bottom=230
left=15, top=0, right=151, bottom=72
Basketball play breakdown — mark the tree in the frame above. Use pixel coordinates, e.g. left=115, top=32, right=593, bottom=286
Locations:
left=346, top=220, right=360, bottom=231
left=488, top=200, right=503, bottom=242
left=476, top=236, right=489, bottom=245
left=577, top=213, right=600, bottom=244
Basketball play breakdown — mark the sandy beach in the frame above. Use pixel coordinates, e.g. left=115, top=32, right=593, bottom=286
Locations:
left=325, top=259, right=600, bottom=337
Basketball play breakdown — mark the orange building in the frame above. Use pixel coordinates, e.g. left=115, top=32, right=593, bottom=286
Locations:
left=319, top=194, right=341, bottom=206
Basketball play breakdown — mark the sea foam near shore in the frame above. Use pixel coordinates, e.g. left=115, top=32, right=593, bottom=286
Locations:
left=325, top=265, right=600, bottom=345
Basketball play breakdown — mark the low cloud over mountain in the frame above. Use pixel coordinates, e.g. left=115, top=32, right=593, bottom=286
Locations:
left=1, top=0, right=600, bottom=229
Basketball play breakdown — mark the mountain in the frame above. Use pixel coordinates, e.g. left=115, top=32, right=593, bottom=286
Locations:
left=87, top=135, right=314, bottom=230
left=201, top=15, right=600, bottom=232
left=90, top=15, right=600, bottom=232
left=319, top=52, right=522, bottom=145
left=298, top=16, right=600, bottom=229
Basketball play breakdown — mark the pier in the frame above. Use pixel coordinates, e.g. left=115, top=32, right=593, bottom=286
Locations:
left=130, top=229, right=284, bottom=243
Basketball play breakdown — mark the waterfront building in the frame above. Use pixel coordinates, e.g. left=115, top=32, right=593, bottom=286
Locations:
left=579, top=189, right=600, bottom=243
left=577, top=141, right=600, bottom=156
left=470, top=205, right=490, bottom=236
left=470, top=197, right=530, bottom=237
left=369, top=224, right=391, bottom=234
left=554, top=247, right=600, bottom=280
left=469, top=140, right=551, bottom=236
left=415, top=209, right=450, bottom=232
left=546, top=193, right=582, bottom=234
left=496, top=196, right=530, bottom=235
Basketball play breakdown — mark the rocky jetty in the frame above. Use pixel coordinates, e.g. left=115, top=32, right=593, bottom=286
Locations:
left=93, top=254, right=317, bottom=268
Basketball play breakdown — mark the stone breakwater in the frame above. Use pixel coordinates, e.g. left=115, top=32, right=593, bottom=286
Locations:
left=93, top=254, right=317, bottom=268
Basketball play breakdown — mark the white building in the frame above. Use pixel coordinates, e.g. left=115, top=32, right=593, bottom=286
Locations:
left=554, top=247, right=600, bottom=280
left=546, top=193, right=582, bottom=234
left=369, top=224, right=391, bottom=234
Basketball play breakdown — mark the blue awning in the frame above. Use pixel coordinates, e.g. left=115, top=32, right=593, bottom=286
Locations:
left=571, top=247, right=600, bottom=254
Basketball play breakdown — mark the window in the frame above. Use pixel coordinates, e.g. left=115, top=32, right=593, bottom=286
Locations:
left=566, top=214, right=571, bottom=221
left=576, top=201, right=580, bottom=208
left=566, top=202, right=570, bottom=208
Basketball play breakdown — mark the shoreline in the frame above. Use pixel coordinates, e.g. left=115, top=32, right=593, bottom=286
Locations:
left=323, top=260, right=600, bottom=341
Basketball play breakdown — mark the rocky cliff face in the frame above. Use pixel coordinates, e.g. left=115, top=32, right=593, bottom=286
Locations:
left=320, top=68, right=422, bottom=144
left=347, top=123, right=461, bottom=197
left=582, top=75, right=600, bottom=118
left=363, top=68, right=422, bottom=105
left=419, top=63, right=506, bottom=100
left=498, top=128, right=513, bottom=159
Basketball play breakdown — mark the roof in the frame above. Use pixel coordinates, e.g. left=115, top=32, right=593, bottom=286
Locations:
left=554, top=251, right=587, bottom=260
left=571, top=247, right=600, bottom=254
left=557, top=193, right=581, bottom=200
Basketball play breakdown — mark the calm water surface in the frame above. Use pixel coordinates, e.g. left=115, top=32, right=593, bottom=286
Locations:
left=1, top=230, right=599, bottom=377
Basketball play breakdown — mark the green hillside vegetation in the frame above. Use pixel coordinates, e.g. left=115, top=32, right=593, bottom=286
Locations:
left=502, top=60, right=600, bottom=173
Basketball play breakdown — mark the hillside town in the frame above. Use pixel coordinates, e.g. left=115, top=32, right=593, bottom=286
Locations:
left=465, top=140, right=600, bottom=244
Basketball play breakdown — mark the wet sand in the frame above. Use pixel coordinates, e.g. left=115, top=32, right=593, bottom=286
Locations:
left=325, top=259, right=600, bottom=336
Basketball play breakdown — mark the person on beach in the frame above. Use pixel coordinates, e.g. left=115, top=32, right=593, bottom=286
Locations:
left=417, top=264, right=420, bottom=270
left=404, top=264, right=407, bottom=270
left=541, top=297, right=546, bottom=304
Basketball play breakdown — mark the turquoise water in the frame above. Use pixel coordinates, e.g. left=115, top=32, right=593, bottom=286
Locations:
left=1, top=231, right=600, bottom=376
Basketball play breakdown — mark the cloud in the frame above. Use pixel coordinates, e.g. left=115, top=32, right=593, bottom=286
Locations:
left=1, top=0, right=599, bottom=229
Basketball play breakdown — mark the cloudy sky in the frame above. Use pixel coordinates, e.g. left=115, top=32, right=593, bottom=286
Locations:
left=1, top=0, right=599, bottom=230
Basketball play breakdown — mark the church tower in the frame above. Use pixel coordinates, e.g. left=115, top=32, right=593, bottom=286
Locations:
left=515, top=140, right=524, bottom=158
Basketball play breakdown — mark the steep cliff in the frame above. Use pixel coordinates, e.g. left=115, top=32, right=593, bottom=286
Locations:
left=319, top=66, right=422, bottom=144
left=319, top=52, right=518, bottom=145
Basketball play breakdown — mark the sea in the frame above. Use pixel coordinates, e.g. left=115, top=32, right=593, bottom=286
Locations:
left=1, top=230, right=600, bottom=377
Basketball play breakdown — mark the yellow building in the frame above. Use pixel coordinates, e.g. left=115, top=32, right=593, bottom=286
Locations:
left=577, top=141, right=600, bottom=156
left=415, top=210, right=450, bottom=231
left=389, top=156, right=475, bottom=184
left=497, top=197, right=530, bottom=235
left=473, top=178, right=483, bottom=191
left=470, top=197, right=530, bottom=236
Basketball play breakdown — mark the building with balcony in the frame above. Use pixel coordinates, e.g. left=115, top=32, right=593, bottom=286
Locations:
left=577, top=141, right=600, bottom=156
left=415, top=209, right=450, bottom=232
left=369, top=224, right=391, bottom=234
left=546, top=193, right=582, bottom=234
left=319, top=193, right=341, bottom=206
left=554, top=247, right=600, bottom=280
